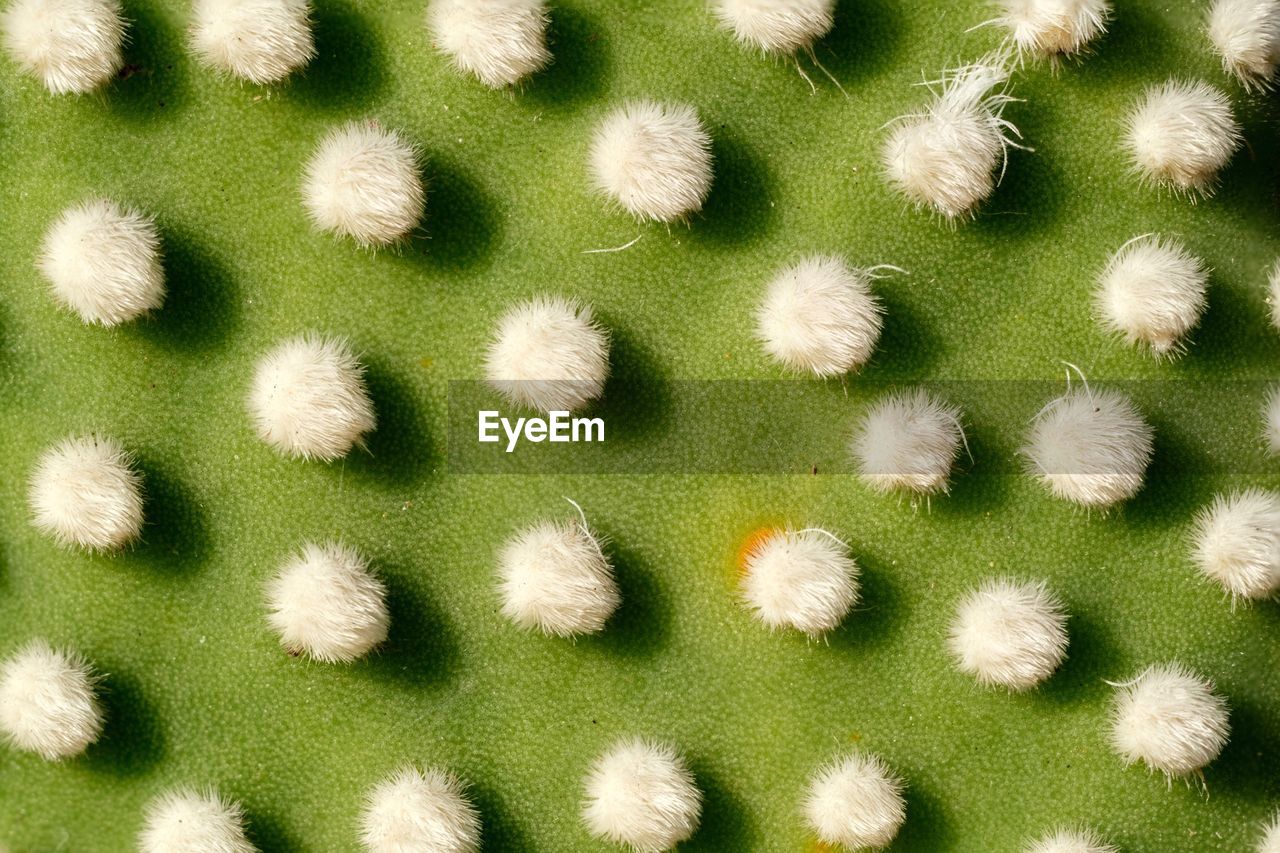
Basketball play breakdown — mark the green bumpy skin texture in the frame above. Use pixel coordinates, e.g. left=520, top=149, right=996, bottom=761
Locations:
left=1, top=0, right=1278, bottom=850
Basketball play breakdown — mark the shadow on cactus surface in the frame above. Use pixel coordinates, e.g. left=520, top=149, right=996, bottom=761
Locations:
left=1, top=0, right=1279, bottom=850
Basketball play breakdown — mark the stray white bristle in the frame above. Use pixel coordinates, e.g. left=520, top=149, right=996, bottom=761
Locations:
left=1260, top=811, right=1280, bottom=853
left=948, top=577, right=1068, bottom=690
left=1191, top=489, right=1280, bottom=601
left=1264, top=385, right=1280, bottom=455
left=0, top=640, right=102, bottom=761
left=498, top=510, right=620, bottom=637
left=302, top=121, right=425, bottom=247
left=265, top=541, right=389, bottom=663
left=741, top=527, right=859, bottom=637
left=248, top=333, right=375, bottom=461
left=485, top=295, right=610, bottom=412
left=756, top=255, right=885, bottom=378
left=853, top=388, right=965, bottom=496
left=426, top=0, right=549, bottom=88
left=1095, top=234, right=1208, bottom=357
left=804, top=752, right=906, bottom=850
left=590, top=101, right=713, bottom=223
left=1109, top=662, right=1230, bottom=778
left=29, top=433, right=144, bottom=552
left=1025, top=827, right=1118, bottom=853
left=712, top=0, right=835, bottom=54
left=1125, top=79, right=1240, bottom=197
left=190, top=0, right=315, bottom=84
left=997, top=0, right=1111, bottom=58
left=38, top=199, right=164, bottom=326
left=140, top=788, right=255, bottom=853
left=360, top=766, right=481, bottom=853
left=1208, top=0, right=1280, bottom=89
left=582, top=737, right=701, bottom=853
left=1, top=0, right=124, bottom=93
left=883, top=57, right=1021, bottom=220
left=1022, top=383, right=1154, bottom=508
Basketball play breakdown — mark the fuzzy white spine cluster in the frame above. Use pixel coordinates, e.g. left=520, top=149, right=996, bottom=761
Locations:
left=497, top=512, right=620, bottom=637
left=948, top=578, right=1068, bottom=690
left=426, top=0, right=550, bottom=88
left=740, top=527, right=859, bottom=637
left=853, top=388, right=965, bottom=496
left=1265, top=385, right=1280, bottom=455
left=484, top=295, right=610, bottom=412
left=756, top=255, right=885, bottom=378
left=265, top=541, right=389, bottom=663
left=1, top=0, right=124, bottom=93
left=803, top=752, right=906, bottom=850
left=1025, top=826, right=1118, bottom=853
left=360, top=766, right=481, bottom=853
left=1125, top=79, right=1241, bottom=198
left=1022, top=384, right=1154, bottom=508
left=139, top=788, right=256, bottom=853
left=1269, top=260, right=1280, bottom=332
left=1208, top=0, right=1280, bottom=88
left=1095, top=234, right=1208, bottom=357
left=883, top=57, right=1021, bottom=220
left=1109, top=662, right=1230, bottom=778
left=29, top=433, right=144, bottom=552
left=1190, top=489, right=1280, bottom=601
left=0, top=640, right=103, bottom=760
left=302, top=121, right=425, bottom=247
left=590, top=101, right=714, bottom=223
left=712, top=0, right=835, bottom=54
left=190, top=0, right=315, bottom=84
left=1260, top=812, right=1280, bottom=853
left=248, top=333, right=376, bottom=461
left=582, top=737, right=702, bottom=853
left=997, top=0, right=1111, bottom=58
left=38, top=198, right=165, bottom=326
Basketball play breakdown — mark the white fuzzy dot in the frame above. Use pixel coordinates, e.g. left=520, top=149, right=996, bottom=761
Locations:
left=997, top=0, right=1110, bottom=58
left=712, top=0, right=834, bottom=54
left=1191, top=489, right=1280, bottom=601
left=0, top=640, right=102, bottom=760
left=139, top=788, right=255, bottom=853
left=1025, top=826, right=1117, bottom=853
left=883, top=58, right=1020, bottom=220
left=1125, top=79, right=1240, bottom=197
left=38, top=199, right=164, bottom=326
left=1, top=0, right=124, bottom=93
left=582, top=737, right=701, bottom=853
left=190, top=0, right=315, bottom=84
left=484, top=295, right=610, bottom=412
left=302, top=121, right=425, bottom=247
left=497, top=511, right=620, bottom=637
left=741, top=527, right=858, bottom=637
left=1110, top=662, right=1230, bottom=778
left=360, top=766, right=481, bottom=853
left=804, top=752, right=905, bottom=850
left=426, top=0, right=549, bottom=88
left=1209, top=0, right=1280, bottom=89
left=756, top=255, right=885, bottom=378
left=948, top=577, right=1068, bottom=690
left=248, top=333, right=376, bottom=461
left=265, top=541, right=389, bottom=663
left=1095, top=234, right=1208, bottom=357
left=29, top=433, right=144, bottom=552
left=1260, top=812, right=1280, bottom=853
left=1263, top=385, right=1280, bottom=455
left=1022, top=384, right=1154, bottom=508
left=1268, top=261, right=1280, bottom=332
left=853, top=388, right=965, bottom=496
left=590, top=101, right=713, bottom=223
